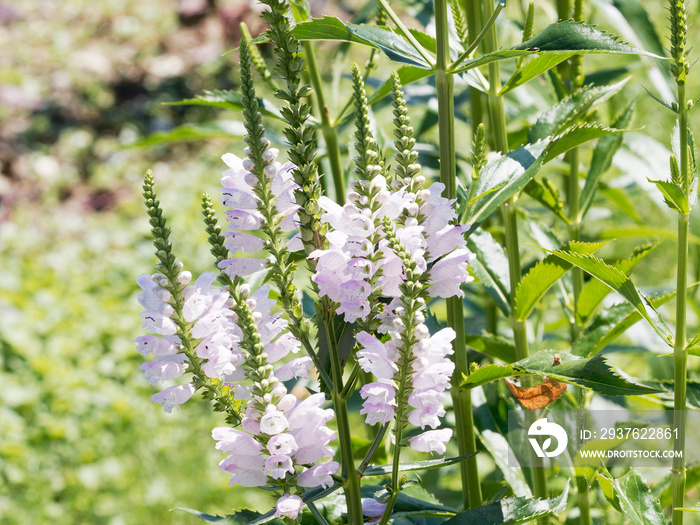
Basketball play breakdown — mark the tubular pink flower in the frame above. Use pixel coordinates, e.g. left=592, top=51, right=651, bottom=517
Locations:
left=296, top=461, right=339, bottom=489
left=407, top=428, right=453, bottom=455
left=264, top=455, right=295, bottom=479
left=274, top=494, right=304, bottom=520
left=139, top=354, right=187, bottom=384
left=150, top=384, right=195, bottom=413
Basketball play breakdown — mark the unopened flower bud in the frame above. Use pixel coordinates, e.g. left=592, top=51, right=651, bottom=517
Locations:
left=244, top=172, right=258, bottom=186
left=347, top=191, right=360, bottom=203
left=260, top=137, right=271, bottom=147
left=413, top=312, right=425, bottom=324
left=177, top=271, right=192, bottom=285
left=265, top=164, right=279, bottom=178
left=242, top=158, right=255, bottom=171
left=414, top=175, right=425, bottom=186
left=240, top=285, right=251, bottom=298
left=359, top=195, right=369, bottom=205
left=414, top=324, right=429, bottom=340
left=253, top=312, right=263, bottom=323
left=243, top=147, right=252, bottom=156
left=246, top=298, right=258, bottom=310
left=262, top=148, right=279, bottom=162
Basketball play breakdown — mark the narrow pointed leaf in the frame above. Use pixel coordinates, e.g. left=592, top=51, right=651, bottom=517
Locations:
left=500, top=53, right=576, bottom=94
left=289, top=16, right=432, bottom=68
left=466, top=333, right=517, bottom=363
left=127, top=121, right=247, bottom=148
left=528, top=79, right=629, bottom=142
left=442, top=483, right=569, bottom=524
left=523, top=178, right=569, bottom=223
left=514, top=241, right=608, bottom=321
left=542, top=247, right=674, bottom=346
left=466, top=230, right=511, bottom=315
left=166, top=90, right=282, bottom=119
left=580, top=100, right=636, bottom=216
left=544, top=124, right=626, bottom=162
left=465, top=139, right=550, bottom=233
left=462, top=350, right=659, bottom=396
left=573, top=291, right=677, bottom=357
left=576, top=242, right=659, bottom=324
left=362, top=454, right=478, bottom=477
left=452, top=20, right=660, bottom=74
left=649, top=179, right=689, bottom=213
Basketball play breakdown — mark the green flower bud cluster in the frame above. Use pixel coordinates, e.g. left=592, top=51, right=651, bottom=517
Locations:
left=670, top=0, right=690, bottom=84
left=258, top=0, right=324, bottom=257
left=351, top=64, right=386, bottom=185
left=391, top=72, right=421, bottom=189
left=143, top=173, right=242, bottom=425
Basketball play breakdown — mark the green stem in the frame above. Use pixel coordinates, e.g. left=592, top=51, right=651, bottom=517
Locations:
left=324, top=320, right=362, bottom=525
left=303, top=41, right=345, bottom=205
left=377, top=0, right=435, bottom=68
left=673, top=212, right=689, bottom=525
left=483, top=0, right=548, bottom=514
left=435, top=0, right=482, bottom=510
left=359, top=423, right=389, bottom=473
left=449, top=1, right=503, bottom=72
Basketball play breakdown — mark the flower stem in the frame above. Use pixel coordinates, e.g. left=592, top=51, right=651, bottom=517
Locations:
left=670, top=0, right=690, bottom=518
left=303, top=41, right=346, bottom=205
left=435, top=0, right=482, bottom=510
left=324, top=318, right=363, bottom=525
left=482, top=0, right=548, bottom=513
left=673, top=211, right=689, bottom=525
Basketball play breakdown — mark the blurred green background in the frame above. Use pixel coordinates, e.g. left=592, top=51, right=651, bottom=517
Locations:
left=0, top=0, right=693, bottom=523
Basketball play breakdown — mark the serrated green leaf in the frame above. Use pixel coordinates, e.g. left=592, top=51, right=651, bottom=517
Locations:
left=362, top=454, right=478, bottom=477
left=573, top=291, right=677, bottom=357
left=523, top=178, right=569, bottom=223
left=462, top=350, right=659, bottom=396
left=465, top=139, right=550, bottom=232
left=545, top=124, right=626, bottom=163
left=462, top=363, right=517, bottom=388
left=441, top=482, right=569, bottom=524
left=500, top=53, right=575, bottom=94
left=290, top=16, right=432, bottom=68
left=607, top=470, right=665, bottom=525
left=451, top=19, right=660, bottom=74
left=514, top=241, right=607, bottom=321
left=466, top=230, right=511, bottom=315
left=166, top=90, right=282, bottom=119
left=580, top=100, right=636, bottom=217
left=466, top=333, right=517, bottom=363
left=576, top=242, right=659, bottom=325
left=542, top=247, right=674, bottom=346
left=649, top=179, right=689, bottom=213
left=528, top=79, right=629, bottom=142
left=126, top=121, right=246, bottom=148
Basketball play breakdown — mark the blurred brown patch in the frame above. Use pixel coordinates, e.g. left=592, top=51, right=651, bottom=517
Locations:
left=505, top=377, right=567, bottom=410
